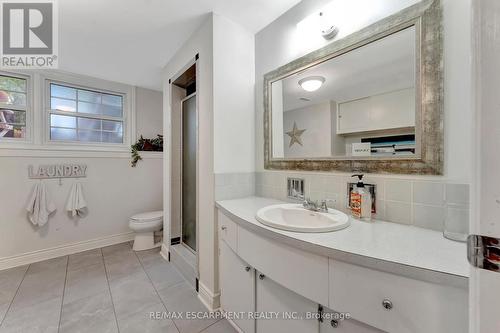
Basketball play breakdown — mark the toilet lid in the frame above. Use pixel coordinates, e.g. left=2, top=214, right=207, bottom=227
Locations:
left=130, top=210, right=163, bottom=222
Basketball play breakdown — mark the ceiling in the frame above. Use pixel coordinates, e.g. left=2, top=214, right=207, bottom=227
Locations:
left=280, top=26, right=416, bottom=111
left=58, top=0, right=300, bottom=91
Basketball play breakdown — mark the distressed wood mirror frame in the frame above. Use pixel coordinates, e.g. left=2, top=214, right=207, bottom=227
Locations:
left=263, top=0, right=443, bottom=175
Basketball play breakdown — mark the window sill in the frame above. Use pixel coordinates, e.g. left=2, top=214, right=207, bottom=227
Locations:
left=0, top=145, right=163, bottom=159
left=134, top=151, right=163, bottom=158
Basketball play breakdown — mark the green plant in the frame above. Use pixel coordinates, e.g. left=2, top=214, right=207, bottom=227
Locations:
left=131, top=134, right=163, bottom=167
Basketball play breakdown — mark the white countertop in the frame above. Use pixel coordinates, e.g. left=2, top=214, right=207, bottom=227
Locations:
left=216, top=196, right=469, bottom=283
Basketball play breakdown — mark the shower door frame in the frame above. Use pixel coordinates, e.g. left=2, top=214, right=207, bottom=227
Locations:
left=180, top=91, right=198, bottom=254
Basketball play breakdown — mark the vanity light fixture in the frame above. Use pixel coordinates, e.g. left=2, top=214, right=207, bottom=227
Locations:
left=298, top=76, right=325, bottom=92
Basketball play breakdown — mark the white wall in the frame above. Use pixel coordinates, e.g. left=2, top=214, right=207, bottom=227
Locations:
left=283, top=101, right=332, bottom=158
left=213, top=14, right=256, bottom=174
left=470, top=1, right=500, bottom=330
left=136, top=87, right=163, bottom=138
left=163, top=13, right=255, bottom=309
left=0, top=153, right=162, bottom=261
left=442, top=0, right=472, bottom=182
left=255, top=0, right=472, bottom=182
left=163, top=15, right=216, bottom=306
left=0, top=82, right=163, bottom=267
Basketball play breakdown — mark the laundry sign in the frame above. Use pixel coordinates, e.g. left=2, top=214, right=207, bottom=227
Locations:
left=28, top=164, right=87, bottom=179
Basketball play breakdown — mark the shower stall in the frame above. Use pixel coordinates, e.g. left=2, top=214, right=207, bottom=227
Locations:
left=169, top=61, right=198, bottom=287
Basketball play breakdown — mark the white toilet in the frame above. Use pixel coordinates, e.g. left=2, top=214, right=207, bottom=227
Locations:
left=129, top=211, right=163, bottom=251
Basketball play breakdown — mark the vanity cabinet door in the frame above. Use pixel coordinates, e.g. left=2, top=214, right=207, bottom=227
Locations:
left=256, top=271, right=318, bottom=333
left=219, top=241, right=255, bottom=333
left=319, top=307, right=384, bottom=333
left=218, top=211, right=238, bottom=252
left=238, top=226, right=329, bottom=306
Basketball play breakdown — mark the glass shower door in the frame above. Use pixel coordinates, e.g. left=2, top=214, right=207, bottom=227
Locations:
left=181, top=94, right=197, bottom=252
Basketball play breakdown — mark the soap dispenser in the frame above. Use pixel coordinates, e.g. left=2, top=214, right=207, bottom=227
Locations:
left=350, top=174, right=372, bottom=221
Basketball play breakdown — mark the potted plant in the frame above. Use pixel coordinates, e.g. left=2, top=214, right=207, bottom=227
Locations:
left=131, top=134, right=163, bottom=167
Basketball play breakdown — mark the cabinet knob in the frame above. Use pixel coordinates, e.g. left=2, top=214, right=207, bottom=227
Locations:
left=330, top=319, right=339, bottom=328
left=221, top=226, right=227, bottom=231
left=259, top=273, right=265, bottom=280
left=245, top=266, right=251, bottom=272
left=382, top=299, right=393, bottom=310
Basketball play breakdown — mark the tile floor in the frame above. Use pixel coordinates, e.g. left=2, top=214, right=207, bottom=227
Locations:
left=0, top=242, right=237, bottom=333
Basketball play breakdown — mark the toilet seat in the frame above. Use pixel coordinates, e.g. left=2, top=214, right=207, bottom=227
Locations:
left=129, top=219, right=162, bottom=230
left=129, top=211, right=163, bottom=222
left=129, top=211, right=163, bottom=231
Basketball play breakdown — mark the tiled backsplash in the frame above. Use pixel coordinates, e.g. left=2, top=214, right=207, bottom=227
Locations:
left=215, top=171, right=470, bottom=232
left=215, top=173, right=255, bottom=200
left=254, top=171, right=470, bottom=232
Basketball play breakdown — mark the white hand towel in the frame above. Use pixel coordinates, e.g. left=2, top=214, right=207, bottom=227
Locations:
left=25, top=183, right=56, bottom=226
left=66, top=183, right=87, bottom=217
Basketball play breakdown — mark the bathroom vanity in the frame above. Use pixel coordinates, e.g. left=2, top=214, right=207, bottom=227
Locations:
left=216, top=197, right=468, bottom=333
left=217, top=1, right=469, bottom=332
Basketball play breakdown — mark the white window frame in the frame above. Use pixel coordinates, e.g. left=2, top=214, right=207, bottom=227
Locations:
left=0, top=70, right=33, bottom=145
left=41, top=71, right=135, bottom=151
left=46, top=81, right=126, bottom=147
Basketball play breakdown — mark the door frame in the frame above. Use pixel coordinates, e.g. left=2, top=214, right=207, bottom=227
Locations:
left=469, top=0, right=500, bottom=331
left=168, top=56, right=200, bottom=277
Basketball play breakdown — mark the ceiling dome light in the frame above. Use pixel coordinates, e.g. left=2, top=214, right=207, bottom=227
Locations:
left=298, top=76, right=325, bottom=92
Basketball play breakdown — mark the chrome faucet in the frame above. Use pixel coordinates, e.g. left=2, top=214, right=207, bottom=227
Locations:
left=303, top=198, right=336, bottom=213
left=302, top=198, right=319, bottom=211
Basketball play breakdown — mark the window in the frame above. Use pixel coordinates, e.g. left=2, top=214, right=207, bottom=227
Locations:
left=48, top=83, right=124, bottom=144
left=0, top=74, right=28, bottom=140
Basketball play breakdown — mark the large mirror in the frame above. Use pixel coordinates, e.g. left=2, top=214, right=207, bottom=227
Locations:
left=273, top=27, right=416, bottom=159
left=264, top=0, right=443, bottom=174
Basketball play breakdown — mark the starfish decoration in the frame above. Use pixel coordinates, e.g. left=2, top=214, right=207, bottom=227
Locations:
left=286, top=121, right=306, bottom=147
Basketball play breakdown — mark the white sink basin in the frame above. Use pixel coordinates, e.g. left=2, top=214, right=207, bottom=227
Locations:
left=256, top=204, right=350, bottom=233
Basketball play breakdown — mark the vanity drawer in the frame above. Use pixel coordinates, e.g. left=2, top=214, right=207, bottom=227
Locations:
left=218, top=211, right=238, bottom=252
left=329, top=259, right=468, bottom=333
left=238, top=226, right=329, bottom=305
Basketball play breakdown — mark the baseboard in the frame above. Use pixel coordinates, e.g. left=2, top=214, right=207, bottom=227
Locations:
left=226, top=318, right=244, bottom=333
left=198, top=280, right=221, bottom=312
left=0, top=232, right=135, bottom=271
left=160, top=243, right=169, bottom=261
left=170, top=245, right=197, bottom=288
